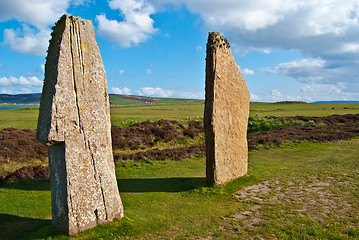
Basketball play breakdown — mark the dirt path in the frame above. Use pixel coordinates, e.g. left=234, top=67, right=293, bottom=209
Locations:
left=201, top=173, right=359, bottom=239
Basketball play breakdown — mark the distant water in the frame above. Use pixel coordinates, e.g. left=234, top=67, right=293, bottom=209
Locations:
left=0, top=106, right=39, bottom=110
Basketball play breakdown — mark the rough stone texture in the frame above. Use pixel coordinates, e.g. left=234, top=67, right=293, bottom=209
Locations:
left=36, top=14, right=123, bottom=236
left=204, top=32, right=250, bottom=186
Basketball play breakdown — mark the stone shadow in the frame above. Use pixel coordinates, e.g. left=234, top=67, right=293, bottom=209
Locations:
left=0, top=180, right=50, bottom=191
left=117, top=177, right=206, bottom=193
left=0, top=214, right=60, bottom=240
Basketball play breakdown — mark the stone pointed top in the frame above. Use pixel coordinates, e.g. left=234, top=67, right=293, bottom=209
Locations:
left=207, top=32, right=231, bottom=51
left=37, top=14, right=100, bottom=145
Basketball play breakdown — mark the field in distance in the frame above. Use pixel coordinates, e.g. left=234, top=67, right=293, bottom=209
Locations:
left=1, top=101, right=359, bottom=130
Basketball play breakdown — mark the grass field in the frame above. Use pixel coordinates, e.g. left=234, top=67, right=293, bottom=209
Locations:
left=1, top=140, right=358, bottom=239
left=1, top=102, right=359, bottom=130
left=0, top=102, right=358, bottom=239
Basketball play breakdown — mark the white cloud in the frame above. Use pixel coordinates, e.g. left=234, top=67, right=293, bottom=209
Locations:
left=271, top=89, right=282, bottom=97
left=0, top=75, right=43, bottom=94
left=138, top=87, right=172, bottom=97
left=3, top=25, right=51, bottom=56
left=146, top=69, right=152, bottom=75
left=262, top=89, right=304, bottom=102
left=196, top=45, right=202, bottom=51
left=118, top=69, right=125, bottom=75
left=259, top=82, right=359, bottom=102
left=155, top=0, right=359, bottom=89
left=265, top=58, right=355, bottom=85
left=136, top=86, right=203, bottom=98
left=242, top=68, right=255, bottom=76
left=299, top=83, right=359, bottom=101
left=0, top=76, right=42, bottom=86
left=250, top=93, right=260, bottom=101
left=173, top=0, right=359, bottom=55
left=0, top=0, right=90, bottom=56
left=72, top=0, right=92, bottom=6
left=0, top=0, right=70, bottom=28
left=171, top=89, right=204, bottom=99
left=96, top=0, right=158, bottom=47
left=111, top=87, right=132, bottom=95
left=176, top=0, right=301, bottom=32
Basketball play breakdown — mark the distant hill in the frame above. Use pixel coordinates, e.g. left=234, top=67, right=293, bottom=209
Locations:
left=0, top=93, right=41, bottom=104
left=313, top=101, right=359, bottom=104
left=109, top=94, right=204, bottom=106
left=0, top=93, right=204, bottom=106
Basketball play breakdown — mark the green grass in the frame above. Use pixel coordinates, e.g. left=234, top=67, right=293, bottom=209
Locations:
left=109, top=96, right=149, bottom=106
left=250, top=102, right=359, bottom=117
left=0, top=108, right=39, bottom=130
left=110, top=104, right=204, bottom=127
left=1, top=102, right=359, bottom=130
left=1, top=140, right=358, bottom=239
left=1, top=101, right=359, bottom=238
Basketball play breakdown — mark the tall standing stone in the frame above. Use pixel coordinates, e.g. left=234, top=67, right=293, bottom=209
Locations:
left=204, top=32, right=250, bottom=186
left=36, top=15, right=123, bottom=235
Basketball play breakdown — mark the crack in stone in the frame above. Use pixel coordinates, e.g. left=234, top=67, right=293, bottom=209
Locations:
left=68, top=180, right=80, bottom=234
left=99, top=175, right=109, bottom=220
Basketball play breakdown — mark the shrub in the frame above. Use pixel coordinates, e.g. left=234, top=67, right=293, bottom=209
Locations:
left=248, top=116, right=309, bottom=133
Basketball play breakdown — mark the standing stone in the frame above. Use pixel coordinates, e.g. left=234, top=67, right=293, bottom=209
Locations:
left=36, top=14, right=123, bottom=235
left=204, top=32, right=250, bottom=186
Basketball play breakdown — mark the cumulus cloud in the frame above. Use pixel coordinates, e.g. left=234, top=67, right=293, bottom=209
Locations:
left=137, top=86, right=203, bottom=98
left=241, top=68, right=255, bottom=76
left=0, top=0, right=88, bottom=56
left=137, top=87, right=172, bottom=97
left=3, top=25, right=51, bottom=56
left=265, top=58, right=356, bottom=85
left=180, top=0, right=301, bottom=32
left=171, top=89, right=204, bottom=99
left=155, top=0, right=359, bottom=89
left=0, top=75, right=43, bottom=94
left=172, top=0, right=359, bottom=57
left=300, top=82, right=359, bottom=101
left=263, top=89, right=300, bottom=102
left=250, top=93, right=260, bottom=101
left=0, top=0, right=69, bottom=28
left=261, top=82, right=359, bottom=102
left=111, top=87, right=132, bottom=95
left=96, top=0, right=158, bottom=47
left=0, top=76, right=42, bottom=86
left=271, top=89, right=282, bottom=97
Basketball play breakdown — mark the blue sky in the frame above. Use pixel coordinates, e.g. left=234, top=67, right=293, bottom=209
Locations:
left=1, top=0, right=359, bottom=102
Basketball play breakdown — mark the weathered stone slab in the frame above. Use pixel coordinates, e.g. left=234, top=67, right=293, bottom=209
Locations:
left=36, top=14, right=123, bottom=235
left=204, top=32, right=250, bottom=186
